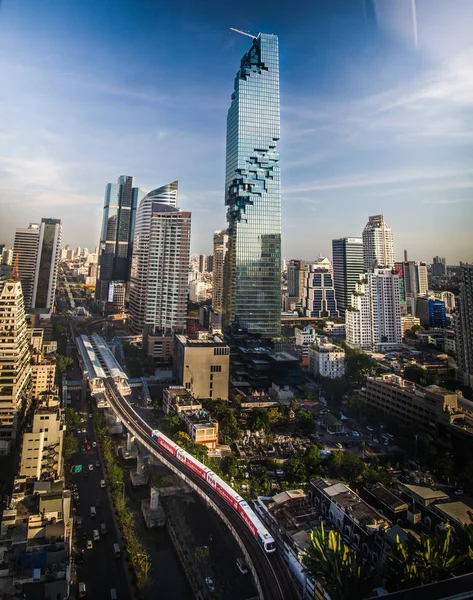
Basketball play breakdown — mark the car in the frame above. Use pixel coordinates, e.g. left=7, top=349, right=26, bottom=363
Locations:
left=86, top=540, right=93, bottom=550
left=93, top=529, right=100, bottom=541
left=95, top=460, right=100, bottom=468
left=76, top=428, right=82, bottom=434
left=85, top=444, right=91, bottom=451
left=205, top=577, right=215, bottom=591
left=76, top=517, right=83, bottom=529
left=454, top=489, right=464, bottom=496
left=335, top=443, right=343, bottom=449
left=366, top=426, right=374, bottom=432
left=78, top=582, right=87, bottom=597
left=80, top=445, right=85, bottom=452
left=82, top=428, right=86, bottom=434
left=100, top=479, right=106, bottom=488
left=88, top=464, right=94, bottom=471
left=352, top=431, right=360, bottom=437
left=100, top=523, right=107, bottom=535
left=92, top=441, right=97, bottom=448
left=89, top=413, right=93, bottom=418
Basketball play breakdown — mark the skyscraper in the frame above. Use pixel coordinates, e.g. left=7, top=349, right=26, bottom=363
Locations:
left=398, top=260, right=428, bottom=315
left=13, top=223, right=40, bottom=312
left=212, top=229, right=228, bottom=313
left=362, top=215, right=394, bottom=271
left=346, top=269, right=402, bottom=352
left=303, top=258, right=339, bottom=318
left=0, top=279, right=32, bottom=454
left=455, top=264, right=473, bottom=386
left=129, top=181, right=189, bottom=337
left=223, top=32, right=281, bottom=338
left=332, top=237, right=364, bottom=317
left=31, top=218, right=62, bottom=316
left=287, top=259, right=306, bottom=305
left=431, top=256, right=447, bottom=277
left=96, top=176, right=147, bottom=309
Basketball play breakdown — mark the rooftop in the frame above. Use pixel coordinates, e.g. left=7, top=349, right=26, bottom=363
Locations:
left=365, top=483, right=408, bottom=512
left=401, top=484, right=449, bottom=502
left=432, top=502, right=473, bottom=526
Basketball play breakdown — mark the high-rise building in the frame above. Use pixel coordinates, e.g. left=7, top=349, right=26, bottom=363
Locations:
left=431, top=256, right=447, bottom=277
left=129, top=182, right=190, bottom=343
left=362, top=215, right=394, bottom=271
left=13, top=223, right=40, bottom=312
left=0, top=279, right=32, bottom=454
left=31, top=218, right=62, bottom=316
left=332, top=237, right=364, bottom=317
left=303, top=258, right=339, bottom=318
left=287, top=260, right=306, bottom=304
left=346, top=269, right=402, bottom=352
left=455, top=264, right=473, bottom=386
left=199, top=254, right=208, bottom=273
left=223, top=32, right=281, bottom=338
left=212, top=229, right=228, bottom=313
left=1, top=247, right=13, bottom=266
left=397, top=260, right=428, bottom=315
left=96, top=175, right=147, bottom=309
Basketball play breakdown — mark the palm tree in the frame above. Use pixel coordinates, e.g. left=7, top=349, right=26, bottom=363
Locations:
left=303, top=524, right=374, bottom=600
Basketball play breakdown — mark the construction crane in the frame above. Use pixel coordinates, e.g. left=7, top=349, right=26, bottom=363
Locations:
left=230, top=27, right=256, bottom=40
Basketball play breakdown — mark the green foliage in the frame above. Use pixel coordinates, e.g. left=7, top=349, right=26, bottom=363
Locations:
left=327, top=451, right=366, bottom=485
left=63, top=432, right=78, bottom=458
left=345, top=348, right=381, bottom=387
left=247, top=408, right=270, bottom=433
left=221, top=455, right=239, bottom=479
left=64, top=407, right=81, bottom=430
left=122, top=342, right=155, bottom=377
left=175, top=431, right=209, bottom=463
left=319, top=376, right=348, bottom=401
left=201, top=399, right=240, bottom=442
left=303, top=524, right=375, bottom=600
left=296, top=409, right=315, bottom=435
left=55, top=354, right=73, bottom=375
left=404, top=363, right=439, bottom=386
left=160, top=412, right=183, bottom=437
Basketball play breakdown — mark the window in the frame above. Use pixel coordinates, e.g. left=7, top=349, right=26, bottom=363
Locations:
left=210, top=365, right=222, bottom=373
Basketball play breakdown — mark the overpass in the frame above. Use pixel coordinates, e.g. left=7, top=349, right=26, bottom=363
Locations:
left=102, top=377, right=296, bottom=600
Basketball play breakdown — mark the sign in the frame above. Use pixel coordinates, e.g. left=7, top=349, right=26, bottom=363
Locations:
left=71, top=465, right=83, bottom=473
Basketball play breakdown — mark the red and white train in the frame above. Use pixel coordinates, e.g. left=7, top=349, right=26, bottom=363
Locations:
left=151, top=429, right=276, bottom=553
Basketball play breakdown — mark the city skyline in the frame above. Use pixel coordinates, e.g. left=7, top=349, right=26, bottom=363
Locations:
left=1, top=0, right=473, bottom=263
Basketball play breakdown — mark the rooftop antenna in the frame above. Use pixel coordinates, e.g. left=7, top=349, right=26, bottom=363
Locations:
left=230, top=27, right=256, bottom=40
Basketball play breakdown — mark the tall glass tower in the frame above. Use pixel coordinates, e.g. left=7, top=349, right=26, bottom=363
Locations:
left=223, top=32, right=281, bottom=338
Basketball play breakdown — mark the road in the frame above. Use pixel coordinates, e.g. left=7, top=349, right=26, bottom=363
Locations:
left=69, top=390, right=131, bottom=600
left=103, top=378, right=298, bottom=600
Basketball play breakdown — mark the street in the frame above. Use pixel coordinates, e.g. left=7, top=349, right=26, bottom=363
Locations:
left=69, top=390, right=131, bottom=600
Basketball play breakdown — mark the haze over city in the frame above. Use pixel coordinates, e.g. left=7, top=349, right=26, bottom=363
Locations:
left=1, top=0, right=472, bottom=261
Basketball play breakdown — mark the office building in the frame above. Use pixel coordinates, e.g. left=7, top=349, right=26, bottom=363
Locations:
left=19, top=395, right=64, bottom=480
left=189, top=280, right=211, bottom=303
left=96, top=175, right=147, bottom=310
left=223, top=32, right=281, bottom=338
left=346, top=269, right=402, bottom=352
left=455, top=264, right=473, bottom=386
left=397, top=260, right=428, bottom=315
left=174, top=334, right=230, bottom=401
left=332, top=237, right=364, bottom=317
left=13, top=223, right=40, bottom=312
left=303, top=258, right=339, bottom=318
left=401, top=315, right=421, bottom=337
left=207, top=255, right=214, bottom=272
left=362, top=215, right=394, bottom=270
left=309, top=336, right=345, bottom=379
left=1, top=247, right=13, bottom=266
left=31, top=354, right=56, bottom=399
left=31, top=218, right=62, bottom=317
left=129, top=183, right=190, bottom=350
left=287, top=260, right=306, bottom=305
left=212, top=229, right=228, bottom=313
left=0, top=280, right=32, bottom=454
left=416, top=297, right=447, bottom=328
left=199, top=254, right=209, bottom=273
left=431, top=256, right=447, bottom=277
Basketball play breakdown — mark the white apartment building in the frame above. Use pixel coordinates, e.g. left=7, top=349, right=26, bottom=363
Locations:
left=13, top=223, right=40, bottom=312
left=346, top=269, right=402, bottom=352
left=19, top=398, right=65, bottom=480
left=0, top=280, right=32, bottom=454
left=295, top=325, right=316, bottom=362
left=189, top=280, right=211, bottom=303
left=309, top=335, right=345, bottom=379
left=31, top=355, right=56, bottom=399
left=362, top=215, right=394, bottom=270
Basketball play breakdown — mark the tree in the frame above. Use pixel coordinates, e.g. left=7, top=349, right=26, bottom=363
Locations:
left=161, top=412, right=183, bottom=437
left=345, top=348, right=381, bottom=387
left=65, top=407, right=81, bottom=430
left=303, top=524, right=375, bottom=600
left=218, top=408, right=240, bottom=442
left=55, top=354, right=73, bottom=375
left=286, top=457, right=307, bottom=484
left=222, top=455, right=239, bottom=479
left=63, top=432, right=78, bottom=458
left=404, top=364, right=438, bottom=386
left=247, top=408, right=270, bottom=432
left=319, top=377, right=348, bottom=402
left=296, top=410, right=315, bottom=435
left=437, top=454, right=454, bottom=483
left=305, top=444, right=321, bottom=477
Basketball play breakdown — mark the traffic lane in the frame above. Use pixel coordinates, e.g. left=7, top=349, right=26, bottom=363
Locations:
left=71, top=404, right=130, bottom=598
left=106, top=383, right=293, bottom=600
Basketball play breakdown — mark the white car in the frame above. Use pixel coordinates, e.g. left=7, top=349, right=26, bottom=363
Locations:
left=93, top=529, right=100, bottom=541
left=88, top=464, right=94, bottom=471
left=100, top=479, right=106, bottom=488
left=454, top=489, right=464, bottom=496
left=89, top=413, right=93, bottom=418
left=205, top=577, right=215, bottom=591
left=86, top=540, right=93, bottom=550
left=92, top=441, right=97, bottom=448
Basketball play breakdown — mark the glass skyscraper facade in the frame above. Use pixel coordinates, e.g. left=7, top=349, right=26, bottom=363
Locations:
left=332, top=237, right=364, bottom=318
left=96, top=176, right=146, bottom=305
left=223, top=33, right=281, bottom=338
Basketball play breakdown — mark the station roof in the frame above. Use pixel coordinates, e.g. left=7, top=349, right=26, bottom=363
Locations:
left=77, top=334, right=127, bottom=381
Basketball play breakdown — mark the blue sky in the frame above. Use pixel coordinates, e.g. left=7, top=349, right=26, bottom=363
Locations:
left=0, top=0, right=472, bottom=262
